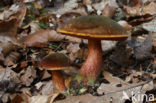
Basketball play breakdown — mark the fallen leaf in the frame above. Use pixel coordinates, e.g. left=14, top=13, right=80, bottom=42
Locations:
left=65, top=36, right=82, bottom=43
left=50, top=0, right=78, bottom=15
left=40, top=81, right=53, bottom=95
left=35, top=82, right=43, bottom=90
left=41, top=70, right=51, bottom=80
left=0, top=42, right=16, bottom=62
left=110, top=42, right=133, bottom=66
left=4, top=52, right=21, bottom=66
left=102, top=4, right=116, bottom=18
left=29, top=94, right=59, bottom=103
left=20, top=61, right=28, bottom=68
left=24, top=29, right=65, bottom=47
left=59, top=12, right=82, bottom=27
left=123, top=1, right=156, bottom=17
left=0, top=68, right=18, bottom=81
left=128, top=35, right=152, bottom=60
left=118, top=20, right=132, bottom=31
left=20, top=66, right=36, bottom=86
left=0, top=17, right=18, bottom=43
left=11, top=94, right=25, bottom=103
left=142, top=18, right=156, bottom=33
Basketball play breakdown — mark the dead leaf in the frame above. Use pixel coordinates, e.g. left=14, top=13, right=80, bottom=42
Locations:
left=20, top=61, right=28, bottom=68
left=142, top=18, right=156, bottom=32
left=65, top=36, right=82, bottom=43
left=41, top=70, right=51, bottom=80
left=142, top=2, right=156, bottom=16
left=110, top=42, right=133, bottom=66
left=22, top=21, right=41, bottom=34
left=24, top=29, right=65, bottom=47
left=4, top=52, right=21, bottom=66
left=0, top=17, right=18, bottom=43
left=49, top=0, right=78, bottom=15
left=67, top=43, right=80, bottom=61
left=0, top=68, right=18, bottom=81
left=102, top=4, right=116, bottom=18
left=29, top=94, right=59, bottom=103
left=0, top=42, right=16, bottom=62
left=40, top=81, right=53, bottom=95
left=1, top=4, right=26, bottom=27
left=10, top=93, right=29, bottom=103
left=59, top=12, right=82, bottom=26
left=118, top=20, right=133, bottom=31
left=128, top=35, right=152, bottom=60
left=123, top=1, right=156, bottom=17
left=11, top=94, right=25, bottom=103
left=12, top=5, right=27, bottom=28
left=20, top=66, right=36, bottom=86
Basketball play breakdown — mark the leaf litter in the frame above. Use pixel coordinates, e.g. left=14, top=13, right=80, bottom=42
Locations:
left=0, top=0, right=156, bottom=103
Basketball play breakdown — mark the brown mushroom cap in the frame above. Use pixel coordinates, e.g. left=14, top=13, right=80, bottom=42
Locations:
left=57, top=15, right=129, bottom=41
left=39, top=53, right=70, bottom=70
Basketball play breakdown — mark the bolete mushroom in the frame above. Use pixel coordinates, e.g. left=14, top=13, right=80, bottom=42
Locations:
left=57, top=15, right=130, bottom=79
left=39, top=53, right=70, bottom=92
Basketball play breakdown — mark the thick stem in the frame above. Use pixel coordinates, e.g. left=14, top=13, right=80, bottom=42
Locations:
left=79, top=40, right=102, bottom=79
left=52, top=71, right=66, bottom=93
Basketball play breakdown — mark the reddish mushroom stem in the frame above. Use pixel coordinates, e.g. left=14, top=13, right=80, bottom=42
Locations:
left=80, top=40, right=102, bottom=79
left=52, top=71, right=66, bottom=92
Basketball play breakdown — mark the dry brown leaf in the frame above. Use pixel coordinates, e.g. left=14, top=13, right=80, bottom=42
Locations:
left=20, top=66, right=36, bottom=86
left=1, top=4, right=26, bottom=27
left=40, top=81, right=53, bottom=95
left=29, top=94, right=59, bottom=103
left=11, top=93, right=29, bottom=103
left=20, top=61, right=28, bottom=68
left=142, top=18, right=156, bottom=33
left=24, top=29, right=65, bottom=47
left=13, top=5, right=27, bottom=28
left=51, top=0, right=78, bottom=15
left=118, top=20, right=133, bottom=31
left=59, top=12, right=82, bottom=27
left=123, top=1, right=156, bottom=17
left=66, top=43, right=81, bottom=61
left=102, top=4, right=116, bottom=18
left=142, top=2, right=156, bottom=16
left=0, top=42, right=16, bottom=62
left=0, top=68, right=20, bottom=87
left=11, top=94, right=25, bottom=103
left=65, top=36, right=82, bottom=43
left=83, top=0, right=92, bottom=5
left=128, top=35, right=152, bottom=60
left=22, top=21, right=41, bottom=34
left=41, top=70, right=51, bottom=80
left=0, top=17, right=18, bottom=43
left=4, top=52, right=21, bottom=66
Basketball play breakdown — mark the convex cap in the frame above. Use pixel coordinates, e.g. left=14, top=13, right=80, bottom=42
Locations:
left=39, top=53, right=70, bottom=70
left=57, top=15, right=129, bottom=41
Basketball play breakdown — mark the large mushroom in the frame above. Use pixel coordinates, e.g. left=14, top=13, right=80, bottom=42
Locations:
left=39, top=53, right=70, bottom=93
left=57, top=15, right=130, bottom=80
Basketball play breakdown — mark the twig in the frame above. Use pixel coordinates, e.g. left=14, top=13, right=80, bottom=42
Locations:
left=103, top=80, right=152, bottom=96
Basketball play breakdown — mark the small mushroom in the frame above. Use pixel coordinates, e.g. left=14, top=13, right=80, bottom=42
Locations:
left=39, top=53, right=70, bottom=93
left=57, top=15, right=130, bottom=79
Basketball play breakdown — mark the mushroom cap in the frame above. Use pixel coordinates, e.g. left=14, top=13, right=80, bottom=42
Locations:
left=57, top=15, right=130, bottom=41
left=39, top=53, right=70, bottom=70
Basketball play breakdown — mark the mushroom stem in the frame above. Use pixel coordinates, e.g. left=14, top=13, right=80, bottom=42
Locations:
left=52, top=71, right=66, bottom=92
left=80, top=40, right=102, bottom=79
